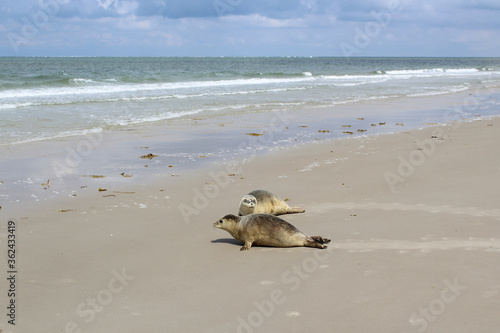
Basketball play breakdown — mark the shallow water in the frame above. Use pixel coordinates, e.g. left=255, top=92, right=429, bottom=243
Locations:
left=1, top=57, right=500, bottom=146
left=1, top=84, right=499, bottom=209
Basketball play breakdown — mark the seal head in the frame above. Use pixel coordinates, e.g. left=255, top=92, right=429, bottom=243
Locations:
left=239, top=195, right=257, bottom=216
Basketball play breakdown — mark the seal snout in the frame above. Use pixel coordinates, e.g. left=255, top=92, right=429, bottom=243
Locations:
left=213, top=219, right=223, bottom=229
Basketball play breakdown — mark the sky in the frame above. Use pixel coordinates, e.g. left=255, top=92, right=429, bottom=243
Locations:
left=1, top=0, right=500, bottom=57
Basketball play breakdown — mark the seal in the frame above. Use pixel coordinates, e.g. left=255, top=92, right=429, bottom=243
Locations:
left=238, top=190, right=305, bottom=216
left=213, top=214, right=331, bottom=251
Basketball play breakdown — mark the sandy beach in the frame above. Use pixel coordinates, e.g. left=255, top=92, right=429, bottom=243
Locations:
left=2, top=111, right=500, bottom=332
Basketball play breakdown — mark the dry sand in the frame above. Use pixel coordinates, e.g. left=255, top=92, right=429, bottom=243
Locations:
left=1, top=116, right=500, bottom=333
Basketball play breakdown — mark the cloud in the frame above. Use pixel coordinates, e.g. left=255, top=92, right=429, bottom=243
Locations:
left=96, top=0, right=139, bottom=15
left=220, top=14, right=307, bottom=28
left=135, top=0, right=216, bottom=18
left=147, top=30, right=183, bottom=46
left=1, top=0, right=499, bottom=56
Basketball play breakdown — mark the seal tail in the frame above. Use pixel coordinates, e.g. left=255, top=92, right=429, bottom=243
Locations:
left=286, top=206, right=305, bottom=214
left=305, top=236, right=331, bottom=249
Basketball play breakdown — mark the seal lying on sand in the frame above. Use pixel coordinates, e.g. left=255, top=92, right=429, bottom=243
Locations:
left=214, top=214, right=331, bottom=251
left=238, top=190, right=305, bottom=216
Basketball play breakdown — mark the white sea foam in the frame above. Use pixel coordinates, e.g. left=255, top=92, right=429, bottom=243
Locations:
left=103, top=110, right=204, bottom=127
left=385, top=68, right=481, bottom=76
left=103, top=101, right=307, bottom=127
left=2, top=127, right=103, bottom=146
left=0, top=77, right=316, bottom=100
left=70, top=78, right=97, bottom=84
left=0, top=102, right=38, bottom=110
left=329, top=94, right=400, bottom=105
left=407, top=85, right=471, bottom=97
left=386, top=68, right=446, bottom=75
left=318, top=74, right=391, bottom=87
left=0, top=85, right=309, bottom=109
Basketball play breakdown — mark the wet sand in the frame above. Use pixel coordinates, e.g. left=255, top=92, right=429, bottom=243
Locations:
left=1, top=111, right=499, bottom=332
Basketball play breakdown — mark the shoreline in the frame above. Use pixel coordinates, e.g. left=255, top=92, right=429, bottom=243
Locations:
left=1, top=87, right=499, bottom=212
left=1, top=105, right=500, bottom=331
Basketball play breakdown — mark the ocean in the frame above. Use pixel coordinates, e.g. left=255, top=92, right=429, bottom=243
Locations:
left=1, top=56, right=500, bottom=147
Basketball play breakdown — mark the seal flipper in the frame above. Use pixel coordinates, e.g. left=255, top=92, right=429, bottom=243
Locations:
left=310, top=236, right=331, bottom=244
left=240, top=241, right=253, bottom=251
left=286, top=206, right=305, bottom=214
left=304, top=236, right=331, bottom=249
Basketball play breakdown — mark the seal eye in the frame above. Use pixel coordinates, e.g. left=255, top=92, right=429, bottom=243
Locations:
left=219, top=220, right=223, bottom=224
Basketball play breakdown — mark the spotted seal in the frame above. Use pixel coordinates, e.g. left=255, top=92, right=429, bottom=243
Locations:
left=238, top=190, right=305, bottom=216
left=214, top=214, right=331, bottom=251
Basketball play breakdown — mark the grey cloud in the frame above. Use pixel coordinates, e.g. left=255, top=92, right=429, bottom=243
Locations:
left=1, top=0, right=499, bottom=56
left=134, top=0, right=334, bottom=19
